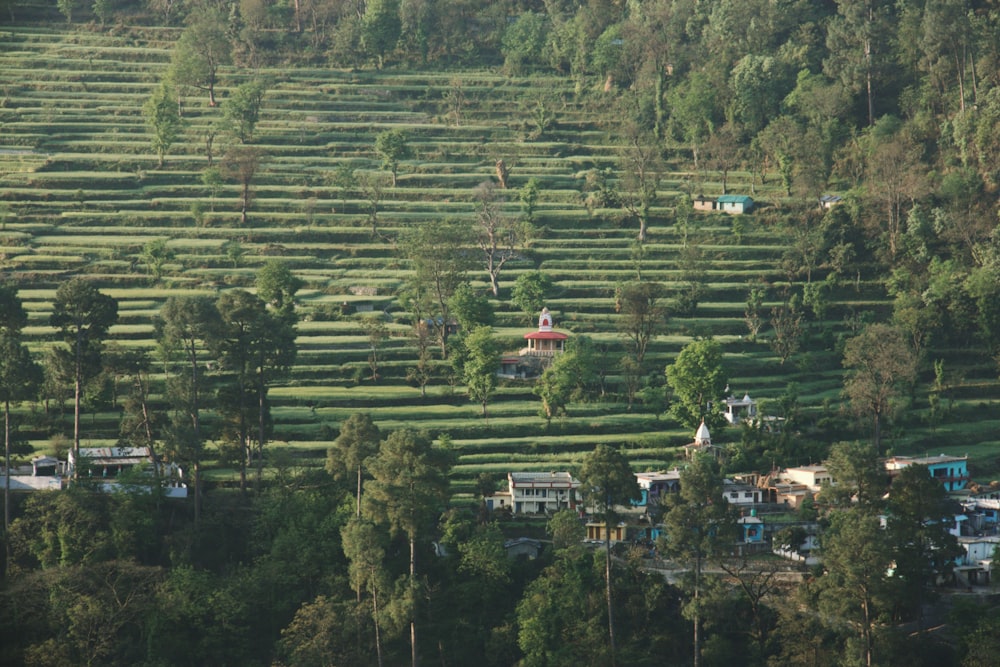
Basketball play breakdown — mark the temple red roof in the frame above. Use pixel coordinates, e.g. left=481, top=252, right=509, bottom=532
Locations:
left=524, top=331, right=568, bottom=340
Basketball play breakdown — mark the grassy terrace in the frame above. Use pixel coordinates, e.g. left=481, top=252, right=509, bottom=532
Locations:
left=1, top=24, right=998, bottom=497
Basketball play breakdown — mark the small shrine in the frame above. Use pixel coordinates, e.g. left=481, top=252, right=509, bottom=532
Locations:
left=498, top=308, right=569, bottom=379
left=521, top=308, right=568, bottom=357
left=683, top=421, right=726, bottom=462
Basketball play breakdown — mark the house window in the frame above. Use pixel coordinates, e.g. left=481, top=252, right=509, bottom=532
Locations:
left=540, top=490, right=547, bottom=498
left=744, top=492, right=754, bottom=498
left=730, top=492, right=738, bottom=498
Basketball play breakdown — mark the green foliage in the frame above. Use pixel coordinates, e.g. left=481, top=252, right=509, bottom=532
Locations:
left=665, top=339, right=727, bottom=430
left=223, top=79, right=267, bottom=144
left=462, top=325, right=501, bottom=417
left=511, top=271, right=554, bottom=325
left=501, top=11, right=549, bottom=75
left=144, top=82, right=181, bottom=168
left=374, top=128, right=410, bottom=186
left=362, top=0, right=402, bottom=69
left=169, top=5, right=231, bottom=106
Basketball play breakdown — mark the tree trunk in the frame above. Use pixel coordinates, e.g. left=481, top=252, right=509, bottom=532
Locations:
left=605, top=534, right=617, bottom=666
left=410, top=536, right=419, bottom=667
left=373, top=571, right=384, bottom=667
left=73, top=334, right=82, bottom=481
left=356, top=464, right=363, bottom=518
left=241, top=183, right=249, bottom=225
left=694, top=552, right=701, bottom=667
left=4, top=398, right=11, bottom=562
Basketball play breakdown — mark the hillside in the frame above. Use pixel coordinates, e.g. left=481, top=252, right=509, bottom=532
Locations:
left=1, top=21, right=999, bottom=497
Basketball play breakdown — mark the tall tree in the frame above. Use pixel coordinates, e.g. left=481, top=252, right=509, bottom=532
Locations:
left=341, top=517, right=389, bottom=667
left=374, top=128, right=410, bottom=187
left=169, top=4, right=232, bottom=107
left=50, top=279, right=119, bottom=479
left=864, top=131, right=928, bottom=261
left=361, top=0, right=402, bottom=69
left=824, top=0, right=893, bottom=126
left=665, top=338, right=727, bottom=430
left=461, top=325, right=501, bottom=418
left=214, top=290, right=296, bottom=492
left=403, top=219, right=473, bottom=357
left=472, top=181, right=530, bottom=297
left=662, top=454, right=736, bottom=667
left=0, top=285, right=41, bottom=546
left=155, top=295, right=221, bottom=524
left=327, top=412, right=381, bottom=518
left=364, top=428, right=451, bottom=667
left=578, top=444, right=641, bottom=667
left=813, top=508, right=892, bottom=667
left=884, top=463, right=962, bottom=630
left=615, top=280, right=668, bottom=366
left=842, top=323, right=918, bottom=454
left=221, top=145, right=263, bottom=225
left=143, top=81, right=181, bottom=168
left=618, top=128, right=663, bottom=243
left=222, top=79, right=267, bottom=144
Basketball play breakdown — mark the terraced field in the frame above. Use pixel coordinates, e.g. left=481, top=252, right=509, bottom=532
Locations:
left=1, top=25, right=994, bottom=498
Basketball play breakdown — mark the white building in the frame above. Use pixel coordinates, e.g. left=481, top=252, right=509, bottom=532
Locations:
left=508, top=471, right=580, bottom=515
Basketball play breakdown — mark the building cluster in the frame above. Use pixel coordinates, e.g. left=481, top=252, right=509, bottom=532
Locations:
left=0, top=446, right=187, bottom=497
left=484, top=422, right=998, bottom=583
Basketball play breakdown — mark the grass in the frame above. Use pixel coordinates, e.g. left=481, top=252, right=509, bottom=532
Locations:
left=2, top=24, right=998, bottom=499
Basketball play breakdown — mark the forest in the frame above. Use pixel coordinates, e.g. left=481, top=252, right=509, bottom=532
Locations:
left=3, top=0, right=1000, bottom=665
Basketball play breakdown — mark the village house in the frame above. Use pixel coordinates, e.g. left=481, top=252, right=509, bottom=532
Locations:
left=506, top=471, right=580, bottom=515
left=693, top=194, right=716, bottom=211
left=68, top=446, right=188, bottom=498
left=723, top=392, right=758, bottom=425
left=0, top=455, right=64, bottom=492
left=723, top=478, right=765, bottom=506
left=633, top=469, right=681, bottom=508
left=585, top=520, right=627, bottom=543
left=819, top=194, right=842, bottom=209
left=884, top=454, right=969, bottom=493
left=691, top=194, right=754, bottom=214
left=716, top=194, right=754, bottom=214
left=781, top=465, right=833, bottom=492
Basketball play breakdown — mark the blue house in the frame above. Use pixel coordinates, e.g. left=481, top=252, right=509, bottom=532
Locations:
left=885, top=454, right=969, bottom=493
left=716, top=194, right=754, bottom=214
left=738, top=510, right=764, bottom=543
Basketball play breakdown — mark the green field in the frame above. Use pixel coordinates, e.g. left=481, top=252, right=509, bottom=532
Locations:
left=1, top=24, right=997, bottom=497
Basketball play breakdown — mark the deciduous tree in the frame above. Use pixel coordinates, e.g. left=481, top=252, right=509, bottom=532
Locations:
left=511, top=271, right=553, bottom=325
left=461, top=325, right=500, bottom=418
left=144, top=82, right=181, bottom=168
left=473, top=181, right=530, bottom=297
left=842, top=323, right=918, bottom=454
left=222, top=79, right=267, bottom=144
left=615, top=280, right=668, bottom=366
left=169, top=5, right=231, bottom=107
left=403, top=219, right=473, bottom=357
left=374, top=128, right=410, bottom=186
left=665, top=339, right=727, bottom=430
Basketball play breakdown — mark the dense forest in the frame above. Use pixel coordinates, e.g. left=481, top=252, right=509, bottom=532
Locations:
left=4, top=0, right=1000, bottom=665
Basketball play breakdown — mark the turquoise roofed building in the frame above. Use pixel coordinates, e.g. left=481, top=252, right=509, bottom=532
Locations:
left=884, top=454, right=969, bottom=493
left=716, top=194, right=754, bottom=214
